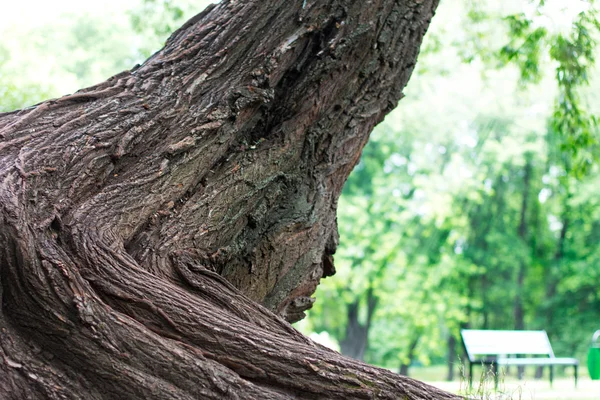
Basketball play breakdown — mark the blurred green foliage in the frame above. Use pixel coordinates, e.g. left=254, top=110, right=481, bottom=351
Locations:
left=299, top=0, right=600, bottom=378
left=129, top=0, right=213, bottom=57
left=499, top=2, right=600, bottom=175
left=0, top=44, right=54, bottom=112
left=0, top=0, right=204, bottom=112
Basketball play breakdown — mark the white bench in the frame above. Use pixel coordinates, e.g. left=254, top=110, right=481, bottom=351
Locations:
left=460, top=329, right=579, bottom=388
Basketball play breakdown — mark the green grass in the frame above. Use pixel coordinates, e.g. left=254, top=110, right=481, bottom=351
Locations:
left=409, top=365, right=600, bottom=400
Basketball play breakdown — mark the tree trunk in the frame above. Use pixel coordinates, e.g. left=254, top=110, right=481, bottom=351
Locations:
left=514, top=158, right=532, bottom=379
left=447, top=333, right=456, bottom=381
left=514, top=159, right=531, bottom=334
left=340, top=285, right=377, bottom=361
left=0, top=1, right=459, bottom=399
left=535, top=187, right=570, bottom=381
left=545, top=190, right=570, bottom=324
left=399, top=333, right=421, bottom=377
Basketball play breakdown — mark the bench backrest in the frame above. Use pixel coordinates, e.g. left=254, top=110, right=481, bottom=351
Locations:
left=461, top=329, right=555, bottom=361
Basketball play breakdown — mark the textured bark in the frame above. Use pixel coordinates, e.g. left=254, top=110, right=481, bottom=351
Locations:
left=0, top=0, right=460, bottom=399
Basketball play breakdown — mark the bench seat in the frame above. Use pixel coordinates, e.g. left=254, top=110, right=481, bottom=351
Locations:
left=461, top=329, right=578, bottom=389
left=496, top=357, right=578, bottom=366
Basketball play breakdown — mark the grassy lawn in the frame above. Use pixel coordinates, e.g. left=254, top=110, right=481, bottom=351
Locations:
left=410, top=366, right=600, bottom=400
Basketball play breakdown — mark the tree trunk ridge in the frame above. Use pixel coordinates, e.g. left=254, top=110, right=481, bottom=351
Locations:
left=0, top=0, right=460, bottom=398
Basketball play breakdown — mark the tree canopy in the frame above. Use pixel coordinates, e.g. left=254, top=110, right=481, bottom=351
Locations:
left=300, top=0, right=600, bottom=383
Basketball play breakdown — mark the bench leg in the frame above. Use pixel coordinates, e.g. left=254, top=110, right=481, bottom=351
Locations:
left=574, top=364, right=578, bottom=388
left=549, top=365, right=553, bottom=387
left=493, top=363, right=499, bottom=391
left=469, top=362, right=473, bottom=389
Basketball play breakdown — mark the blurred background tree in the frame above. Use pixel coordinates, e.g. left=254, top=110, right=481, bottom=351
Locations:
left=2, top=0, right=599, bottom=383
left=297, top=0, right=600, bottom=381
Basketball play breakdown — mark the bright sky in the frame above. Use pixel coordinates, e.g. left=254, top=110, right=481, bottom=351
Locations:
left=1, top=0, right=588, bottom=30
left=0, top=0, right=137, bottom=27
left=527, top=0, right=591, bottom=32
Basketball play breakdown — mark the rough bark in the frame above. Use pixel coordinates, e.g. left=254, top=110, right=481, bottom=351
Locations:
left=0, top=0, right=460, bottom=399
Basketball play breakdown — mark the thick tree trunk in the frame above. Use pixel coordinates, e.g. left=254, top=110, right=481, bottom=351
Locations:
left=0, top=1, right=459, bottom=399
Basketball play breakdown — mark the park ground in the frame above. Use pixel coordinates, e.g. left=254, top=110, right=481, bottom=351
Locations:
left=410, top=366, right=600, bottom=400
